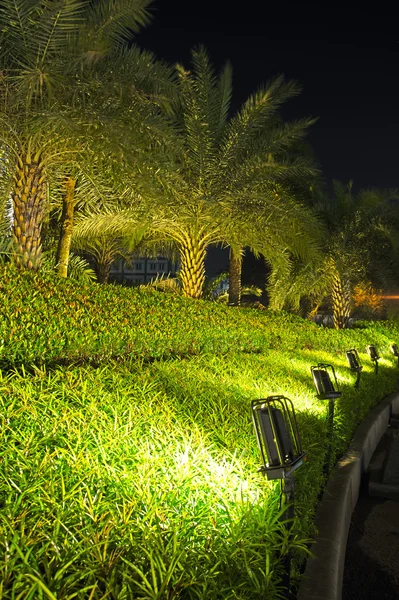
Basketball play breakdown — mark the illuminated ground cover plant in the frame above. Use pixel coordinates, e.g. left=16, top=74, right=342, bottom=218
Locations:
left=2, top=265, right=399, bottom=369
left=1, top=266, right=399, bottom=598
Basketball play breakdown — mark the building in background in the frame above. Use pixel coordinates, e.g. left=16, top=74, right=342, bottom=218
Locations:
left=109, top=257, right=178, bottom=285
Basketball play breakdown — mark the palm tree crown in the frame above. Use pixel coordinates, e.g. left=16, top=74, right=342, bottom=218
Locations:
left=75, top=47, right=320, bottom=298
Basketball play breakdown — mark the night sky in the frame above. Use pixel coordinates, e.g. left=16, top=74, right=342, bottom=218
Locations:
left=137, top=1, right=399, bottom=192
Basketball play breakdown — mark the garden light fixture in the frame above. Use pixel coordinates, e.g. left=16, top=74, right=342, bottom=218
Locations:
left=311, top=364, right=342, bottom=400
left=346, top=349, right=363, bottom=389
left=367, top=344, right=379, bottom=374
left=391, top=343, right=399, bottom=368
left=311, top=364, right=342, bottom=476
left=251, top=396, right=306, bottom=597
left=251, top=396, right=305, bottom=480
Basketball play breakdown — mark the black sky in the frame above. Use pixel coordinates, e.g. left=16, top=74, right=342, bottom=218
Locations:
left=137, top=1, right=399, bottom=191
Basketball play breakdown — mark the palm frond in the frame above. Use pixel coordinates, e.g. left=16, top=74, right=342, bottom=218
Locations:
left=72, top=210, right=147, bottom=245
left=33, top=0, right=85, bottom=58
left=106, top=45, right=178, bottom=107
left=64, top=252, right=97, bottom=283
left=1, top=0, right=85, bottom=104
left=85, top=0, right=153, bottom=49
left=216, top=61, right=233, bottom=133
left=219, top=75, right=301, bottom=169
left=0, top=0, right=37, bottom=64
left=267, top=257, right=332, bottom=312
left=140, top=274, right=181, bottom=294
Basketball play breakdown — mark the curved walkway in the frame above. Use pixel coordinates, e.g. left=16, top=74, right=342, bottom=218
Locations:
left=343, top=423, right=399, bottom=598
left=297, top=392, right=399, bottom=600
left=343, top=494, right=399, bottom=599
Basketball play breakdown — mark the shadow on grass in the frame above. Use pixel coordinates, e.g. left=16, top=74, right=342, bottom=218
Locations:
left=0, top=347, right=263, bottom=376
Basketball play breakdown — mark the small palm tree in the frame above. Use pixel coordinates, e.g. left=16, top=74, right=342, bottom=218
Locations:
left=51, top=162, right=121, bottom=277
left=77, top=236, right=125, bottom=284
left=318, top=182, right=391, bottom=328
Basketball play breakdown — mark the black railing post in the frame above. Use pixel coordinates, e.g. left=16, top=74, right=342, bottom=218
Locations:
left=281, top=475, right=295, bottom=597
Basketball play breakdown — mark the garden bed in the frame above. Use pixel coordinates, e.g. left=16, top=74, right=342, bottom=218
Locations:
left=1, top=267, right=399, bottom=598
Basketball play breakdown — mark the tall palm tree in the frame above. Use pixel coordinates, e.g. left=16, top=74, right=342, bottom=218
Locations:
left=0, top=0, right=155, bottom=271
left=0, top=0, right=81, bottom=269
left=48, top=29, right=177, bottom=277
left=170, top=50, right=321, bottom=299
left=74, top=48, right=320, bottom=299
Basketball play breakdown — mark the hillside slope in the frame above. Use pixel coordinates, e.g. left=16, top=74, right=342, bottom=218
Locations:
left=1, top=266, right=399, bottom=598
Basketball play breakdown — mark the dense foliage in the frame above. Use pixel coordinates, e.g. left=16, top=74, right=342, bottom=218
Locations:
left=1, top=268, right=399, bottom=598
left=73, top=48, right=320, bottom=300
left=2, top=265, right=399, bottom=370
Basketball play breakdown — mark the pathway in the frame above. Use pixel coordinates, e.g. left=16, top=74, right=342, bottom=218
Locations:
left=343, top=425, right=399, bottom=599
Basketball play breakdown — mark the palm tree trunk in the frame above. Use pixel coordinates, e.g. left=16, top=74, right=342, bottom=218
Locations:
left=228, top=247, right=242, bottom=305
left=12, top=148, right=46, bottom=270
left=56, top=177, right=76, bottom=278
left=93, top=239, right=117, bottom=284
left=96, top=259, right=112, bottom=284
left=332, top=273, right=351, bottom=329
left=179, top=232, right=207, bottom=299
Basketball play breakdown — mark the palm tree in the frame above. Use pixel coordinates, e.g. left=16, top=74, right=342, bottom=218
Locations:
left=228, top=247, right=244, bottom=305
left=49, top=27, right=177, bottom=278
left=318, top=182, right=384, bottom=328
left=269, top=181, right=399, bottom=327
left=170, top=50, right=321, bottom=299
left=74, top=48, right=320, bottom=299
left=52, top=165, right=114, bottom=277
left=75, top=235, right=125, bottom=284
left=0, top=0, right=85, bottom=269
left=55, top=175, right=76, bottom=277
left=0, top=0, right=155, bottom=271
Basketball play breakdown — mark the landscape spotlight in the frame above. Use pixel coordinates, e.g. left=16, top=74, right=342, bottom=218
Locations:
left=310, top=364, right=341, bottom=475
left=251, top=396, right=305, bottom=597
left=251, top=396, right=305, bottom=480
left=346, top=349, right=363, bottom=389
left=367, top=344, right=379, bottom=374
left=311, top=364, right=342, bottom=400
left=391, top=343, right=399, bottom=368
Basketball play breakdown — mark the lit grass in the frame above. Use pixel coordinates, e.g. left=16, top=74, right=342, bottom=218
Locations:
left=2, top=264, right=399, bottom=370
left=0, top=364, right=309, bottom=599
left=2, top=267, right=399, bottom=597
left=1, top=343, right=398, bottom=598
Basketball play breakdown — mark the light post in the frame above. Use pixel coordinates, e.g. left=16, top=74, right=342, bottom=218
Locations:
left=251, top=396, right=305, bottom=599
left=367, top=344, right=379, bottom=374
left=311, top=364, right=341, bottom=475
left=346, top=348, right=363, bottom=389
